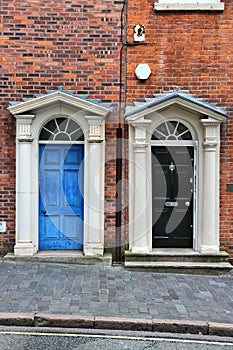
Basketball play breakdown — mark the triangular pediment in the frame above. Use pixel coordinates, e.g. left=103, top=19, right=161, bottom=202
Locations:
left=8, top=88, right=110, bottom=117
left=125, top=87, right=227, bottom=122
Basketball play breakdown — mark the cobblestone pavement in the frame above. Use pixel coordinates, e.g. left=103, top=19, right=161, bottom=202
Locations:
left=0, top=259, right=232, bottom=323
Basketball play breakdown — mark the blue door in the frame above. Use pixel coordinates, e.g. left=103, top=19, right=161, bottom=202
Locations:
left=39, top=145, right=84, bottom=250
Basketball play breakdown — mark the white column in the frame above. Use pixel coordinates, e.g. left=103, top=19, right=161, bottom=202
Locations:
left=14, top=115, right=36, bottom=256
left=200, top=119, right=221, bottom=254
left=84, top=116, right=105, bottom=256
left=131, top=119, right=151, bottom=253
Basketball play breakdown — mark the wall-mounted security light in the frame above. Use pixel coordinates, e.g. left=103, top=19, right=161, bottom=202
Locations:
left=134, top=24, right=145, bottom=42
left=135, top=64, right=151, bottom=81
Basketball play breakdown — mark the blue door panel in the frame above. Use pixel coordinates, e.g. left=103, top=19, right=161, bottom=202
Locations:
left=64, top=215, right=82, bottom=240
left=39, top=145, right=84, bottom=250
left=64, top=149, right=82, bottom=165
left=43, top=216, right=60, bottom=239
left=44, top=170, right=60, bottom=207
left=45, top=149, right=60, bottom=164
left=64, top=170, right=79, bottom=207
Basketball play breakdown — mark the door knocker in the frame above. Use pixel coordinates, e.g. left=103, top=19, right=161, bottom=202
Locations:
left=169, top=162, right=176, bottom=172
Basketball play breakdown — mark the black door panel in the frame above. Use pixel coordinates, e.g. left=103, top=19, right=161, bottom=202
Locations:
left=152, top=146, right=194, bottom=248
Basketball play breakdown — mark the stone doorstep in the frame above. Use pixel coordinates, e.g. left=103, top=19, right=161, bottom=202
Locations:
left=124, top=249, right=233, bottom=274
left=0, top=313, right=233, bottom=337
left=125, top=261, right=232, bottom=268
left=4, top=251, right=233, bottom=273
left=4, top=252, right=112, bottom=266
left=124, top=261, right=233, bottom=275
left=125, top=249, right=230, bottom=262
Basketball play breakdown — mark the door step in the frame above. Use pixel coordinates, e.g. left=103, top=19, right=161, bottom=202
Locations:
left=4, top=251, right=112, bottom=266
left=124, top=250, right=233, bottom=274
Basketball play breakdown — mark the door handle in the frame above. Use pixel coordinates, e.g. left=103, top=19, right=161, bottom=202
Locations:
left=41, top=210, right=47, bottom=214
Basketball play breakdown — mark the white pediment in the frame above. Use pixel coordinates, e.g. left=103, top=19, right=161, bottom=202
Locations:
left=8, top=90, right=110, bottom=118
left=125, top=87, right=227, bottom=123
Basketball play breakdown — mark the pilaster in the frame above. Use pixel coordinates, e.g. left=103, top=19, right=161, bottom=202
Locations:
left=200, top=119, right=221, bottom=254
left=84, top=116, right=105, bottom=256
left=14, top=114, right=36, bottom=256
left=130, top=119, right=151, bottom=253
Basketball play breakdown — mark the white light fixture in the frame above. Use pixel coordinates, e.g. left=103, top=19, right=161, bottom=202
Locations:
left=134, top=24, right=145, bottom=42
left=135, top=64, right=151, bottom=81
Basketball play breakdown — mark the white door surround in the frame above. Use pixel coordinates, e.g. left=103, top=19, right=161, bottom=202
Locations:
left=8, top=90, right=110, bottom=256
left=125, top=88, right=227, bottom=254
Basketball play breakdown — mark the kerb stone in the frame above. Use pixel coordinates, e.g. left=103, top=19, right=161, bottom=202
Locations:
left=34, top=313, right=94, bottom=328
left=94, top=316, right=153, bottom=331
left=152, top=318, right=208, bottom=335
left=209, top=322, right=233, bottom=337
left=0, top=313, right=34, bottom=326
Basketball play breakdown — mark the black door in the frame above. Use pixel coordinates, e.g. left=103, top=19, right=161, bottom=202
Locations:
left=152, top=146, right=194, bottom=248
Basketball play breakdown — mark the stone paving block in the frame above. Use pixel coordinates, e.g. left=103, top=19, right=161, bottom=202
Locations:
left=0, top=261, right=233, bottom=326
left=174, top=304, right=188, bottom=315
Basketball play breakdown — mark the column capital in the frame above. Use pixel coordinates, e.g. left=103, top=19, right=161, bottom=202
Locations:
left=85, top=115, right=104, bottom=142
left=130, top=118, right=151, bottom=148
left=201, top=118, right=222, bottom=127
left=130, top=118, right=152, bottom=129
left=201, top=118, right=220, bottom=151
left=15, top=114, right=35, bottom=142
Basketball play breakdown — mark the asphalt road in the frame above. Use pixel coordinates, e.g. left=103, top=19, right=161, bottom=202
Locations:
left=0, top=327, right=233, bottom=350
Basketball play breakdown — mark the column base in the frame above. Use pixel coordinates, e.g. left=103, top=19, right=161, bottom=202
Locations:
left=200, top=245, right=219, bottom=254
left=84, top=243, right=104, bottom=256
left=14, top=242, right=37, bottom=256
left=131, top=246, right=150, bottom=254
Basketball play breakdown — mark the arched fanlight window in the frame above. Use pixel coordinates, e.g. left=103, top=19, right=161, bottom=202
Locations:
left=39, top=117, right=84, bottom=141
left=152, top=120, right=192, bottom=141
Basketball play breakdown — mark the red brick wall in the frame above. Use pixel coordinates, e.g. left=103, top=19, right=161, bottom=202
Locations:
left=126, top=0, right=233, bottom=256
left=3, top=0, right=233, bottom=257
left=0, top=0, right=124, bottom=254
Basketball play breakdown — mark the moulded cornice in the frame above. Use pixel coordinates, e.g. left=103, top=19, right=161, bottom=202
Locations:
left=200, top=118, right=222, bottom=126
left=131, top=118, right=152, bottom=128
left=8, top=91, right=110, bottom=117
